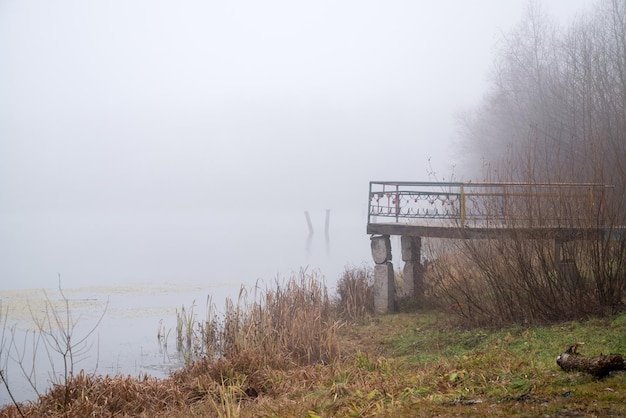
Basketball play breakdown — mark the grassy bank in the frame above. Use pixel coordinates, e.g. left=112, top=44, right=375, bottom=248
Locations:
left=2, top=308, right=625, bottom=416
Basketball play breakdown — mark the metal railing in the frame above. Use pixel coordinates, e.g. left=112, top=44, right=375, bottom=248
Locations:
left=368, top=181, right=612, bottom=228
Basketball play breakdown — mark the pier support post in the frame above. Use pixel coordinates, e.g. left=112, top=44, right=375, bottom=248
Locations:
left=555, top=238, right=583, bottom=287
left=401, top=236, right=424, bottom=300
left=371, top=235, right=394, bottom=313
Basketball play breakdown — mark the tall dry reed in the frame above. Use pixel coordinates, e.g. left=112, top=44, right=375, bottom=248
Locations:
left=334, top=266, right=375, bottom=321
left=177, top=268, right=341, bottom=368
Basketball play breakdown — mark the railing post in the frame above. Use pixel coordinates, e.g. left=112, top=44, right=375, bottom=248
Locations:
left=368, top=182, right=373, bottom=226
left=588, top=186, right=594, bottom=227
left=395, top=184, right=399, bottom=223
left=460, top=184, right=466, bottom=227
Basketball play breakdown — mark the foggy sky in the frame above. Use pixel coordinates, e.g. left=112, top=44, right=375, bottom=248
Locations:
left=0, top=1, right=592, bottom=288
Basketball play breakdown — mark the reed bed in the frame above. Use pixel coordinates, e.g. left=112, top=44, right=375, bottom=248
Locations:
left=177, top=268, right=341, bottom=367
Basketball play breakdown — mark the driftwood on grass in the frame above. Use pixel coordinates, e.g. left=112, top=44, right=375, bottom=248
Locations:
left=557, top=342, right=626, bottom=378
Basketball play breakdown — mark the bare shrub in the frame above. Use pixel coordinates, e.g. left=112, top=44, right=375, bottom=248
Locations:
left=0, top=280, right=108, bottom=415
left=423, top=244, right=491, bottom=323
left=426, top=229, right=625, bottom=327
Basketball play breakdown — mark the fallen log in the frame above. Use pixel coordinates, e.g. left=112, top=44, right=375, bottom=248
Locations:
left=556, top=342, right=626, bottom=378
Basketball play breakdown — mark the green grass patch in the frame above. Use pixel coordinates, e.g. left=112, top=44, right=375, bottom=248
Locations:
left=335, top=310, right=626, bottom=417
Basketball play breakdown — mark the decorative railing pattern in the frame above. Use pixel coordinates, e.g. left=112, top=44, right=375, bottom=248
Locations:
left=368, top=181, right=611, bottom=228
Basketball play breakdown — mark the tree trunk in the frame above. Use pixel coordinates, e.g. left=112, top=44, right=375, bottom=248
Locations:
left=557, top=343, right=626, bottom=378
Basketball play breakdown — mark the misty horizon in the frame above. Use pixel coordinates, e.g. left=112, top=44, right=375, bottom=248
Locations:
left=0, top=1, right=592, bottom=290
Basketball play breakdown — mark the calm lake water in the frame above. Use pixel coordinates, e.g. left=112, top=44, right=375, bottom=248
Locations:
left=0, top=210, right=373, bottom=406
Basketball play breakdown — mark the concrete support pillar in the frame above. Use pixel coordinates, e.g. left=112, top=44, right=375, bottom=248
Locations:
left=374, top=263, right=395, bottom=314
left=371, top=235, right=392, bottom=264
left=401, top=236, right=424, bottom=299
left=554, top=239, right=563, bottom=264
left=370, top=235, right=394, bottom=313
left=555, top=238, right=582, bottom=287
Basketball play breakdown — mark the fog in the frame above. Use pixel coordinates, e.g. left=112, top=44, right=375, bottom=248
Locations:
left=0, top=1, right=591, bottom=290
